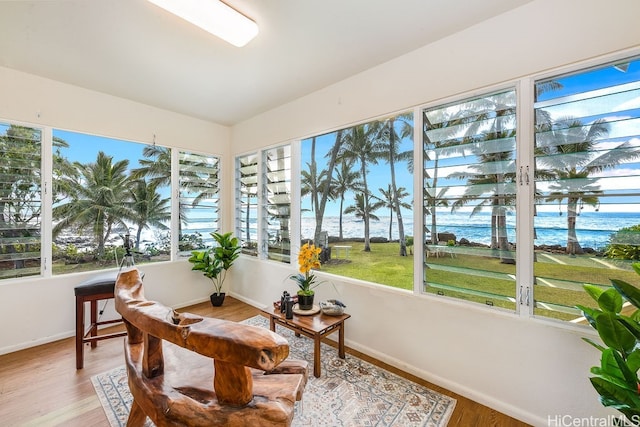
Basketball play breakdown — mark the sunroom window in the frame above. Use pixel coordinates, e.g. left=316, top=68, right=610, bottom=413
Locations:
left=178, top=151, right=220, bottom=254
left=533, top=56, right=640, bottom=321
left=300, top=112, right=414, bottom=288
left=52, top=131, right=172, bottom=273
left=262, top=145, right=291, bottom=263
left=235, top=153, right=259, bottom=256
left=0, top=123, right=42, bottom=280
left=423, top=89, right=518, bottom=309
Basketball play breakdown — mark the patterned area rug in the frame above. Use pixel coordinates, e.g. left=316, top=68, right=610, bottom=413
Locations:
left=92, top=315, right=455, bottom=426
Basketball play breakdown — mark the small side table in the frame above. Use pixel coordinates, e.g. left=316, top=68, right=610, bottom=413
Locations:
left=262, top=307, right=350, bottom=378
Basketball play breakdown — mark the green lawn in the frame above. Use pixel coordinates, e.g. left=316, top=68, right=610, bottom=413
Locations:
left=321, top=241, right=639, bottom=321
left=322, top=242, right=414, bottom=290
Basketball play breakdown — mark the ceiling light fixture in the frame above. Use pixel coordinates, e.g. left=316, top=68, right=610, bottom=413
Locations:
left=146, top=0, right=258, bottom=47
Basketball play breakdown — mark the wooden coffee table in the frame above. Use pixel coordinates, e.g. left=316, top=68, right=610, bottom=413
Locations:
left=262, top=307, right=350, bottom=377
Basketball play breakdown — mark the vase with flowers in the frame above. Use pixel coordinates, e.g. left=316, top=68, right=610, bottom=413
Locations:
left=289, top=242, right=323, bottom=310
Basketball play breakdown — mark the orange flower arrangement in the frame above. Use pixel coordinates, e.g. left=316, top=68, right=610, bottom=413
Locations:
left=290, top=242, right=323, bottom=296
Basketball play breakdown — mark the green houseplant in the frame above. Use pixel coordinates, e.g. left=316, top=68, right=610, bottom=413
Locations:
left=188, top=232, right=241, bottom=306
left=578, top=262, right=640, bottom=425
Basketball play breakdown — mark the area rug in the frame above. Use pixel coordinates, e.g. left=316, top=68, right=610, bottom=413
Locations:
left=92, top=315, right=456, bottom=426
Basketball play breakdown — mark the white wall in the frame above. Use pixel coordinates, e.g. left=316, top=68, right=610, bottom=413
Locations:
left=230, top=0, right=640, bottom=425
left=0, top=66, right=232, bottom=354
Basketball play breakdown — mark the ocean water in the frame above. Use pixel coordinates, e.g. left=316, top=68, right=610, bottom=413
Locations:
left=301, top=211, right=639, bottom=249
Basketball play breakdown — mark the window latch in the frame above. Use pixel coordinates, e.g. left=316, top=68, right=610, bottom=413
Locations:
left=519, top=286, right=530, bottom=306
left=519, top=166, right=530, bottom=186
left=519, top=166, right=523, bottom=185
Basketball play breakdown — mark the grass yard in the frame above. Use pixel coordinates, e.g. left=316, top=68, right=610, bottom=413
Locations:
left=322, top=242, right=414, bottom=290
left=322, top=241, right=639, bottom=321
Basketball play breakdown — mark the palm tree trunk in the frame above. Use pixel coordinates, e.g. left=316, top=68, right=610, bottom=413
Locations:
left=339, top=196, right=344, bottom=240
left=388, top=205, right=393, bottom=242
left=490, top=205, right=497, bottom=249
left=566, top=197, right=582, bottom=255
left=136, top=226, right=143, bottom=251
left=361, top=160, right=371, bottom=252
left=314, top=131, right=343, bottom=246
left=497, top=207, right=514, bottom=264
left=387, top=120, right=406, bottom=256
left=245, top=196, right=251, bottom=243
left=430, top=154, right=440, bottom=245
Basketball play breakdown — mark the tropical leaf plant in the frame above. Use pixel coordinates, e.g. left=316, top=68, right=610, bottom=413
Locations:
left=578, top=263, right=640, bottom=424
left=188, top=232, right=241, bottom=295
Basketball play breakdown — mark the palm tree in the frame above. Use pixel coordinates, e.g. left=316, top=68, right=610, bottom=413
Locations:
left=52, top=136, right=77, bottom=206
left=331, top=158, right=362, bottom=240
left=131, top=146, right=219, bottom=227
left=339, top=125, right=385, bottom=251
left=129, top=145, right=171, bottom=188
left=423, top=110, right=469, bottom=245
left=377, top=185, right=411, bottom=242
left=447, top=92, right=518, bottom=263
left=344, top=193, right=384, bottom=227
left=128, top=180, right=171, bottom=250
left=537, top=117, right=640, bottom=254
left=52, top=151, right=134, bottom=258
left=312, top=130, right=344, bottom=243
left=376, top=113, right=413, bottom=256
left=0, top=125, right=45, bottom=270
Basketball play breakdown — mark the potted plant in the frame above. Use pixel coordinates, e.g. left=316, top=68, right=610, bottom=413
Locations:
left=577, top=262, right=640, bottom=425
left=289, top=242, right=323, bottom=310
left=188, top=232, right=241, bottom=306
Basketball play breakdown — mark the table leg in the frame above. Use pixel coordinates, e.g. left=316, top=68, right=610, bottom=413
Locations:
left=75, top=296, right=84, bottom=369
left=313, top=336, right=321, bottom=377
left=90, top=300, right=98, bottom=348
left=269, top=316, right=275, bottom=332
left=338, top=322, right=345, bottom=359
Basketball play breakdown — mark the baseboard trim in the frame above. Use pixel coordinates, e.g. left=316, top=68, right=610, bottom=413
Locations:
left=343, top=340, right=544, bottom=426
left=0, top=331, right=74, bottom=356
left=228, top=292, right=265, bottom=309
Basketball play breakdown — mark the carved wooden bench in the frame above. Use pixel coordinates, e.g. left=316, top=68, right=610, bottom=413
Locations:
left=114, top=268, right=308, bottom=427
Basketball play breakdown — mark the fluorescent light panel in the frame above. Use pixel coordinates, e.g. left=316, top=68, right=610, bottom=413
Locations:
left=147, top=0, right=258, bottom=47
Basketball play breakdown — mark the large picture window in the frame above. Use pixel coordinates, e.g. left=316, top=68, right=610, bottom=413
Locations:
left=533, top=56, right=640, bottom=320
left=423, top=90, right=518, bottom=309
left=0, top=123, right=42, bottom=279
left=52, top=131, right=171, bottom=274
left=300, top=112, right=414, bottom=288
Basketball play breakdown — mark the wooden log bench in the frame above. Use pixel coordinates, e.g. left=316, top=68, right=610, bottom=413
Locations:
left=115, top=268, right=308, bottom=427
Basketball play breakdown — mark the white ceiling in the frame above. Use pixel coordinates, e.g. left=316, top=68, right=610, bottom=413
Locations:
left=0, top=0, right=532, bottom=126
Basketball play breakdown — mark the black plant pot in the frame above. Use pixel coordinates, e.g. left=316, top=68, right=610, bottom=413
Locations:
left=210, top=292, right=225, bottom=307
left=297, top=293, right=314, bottom=310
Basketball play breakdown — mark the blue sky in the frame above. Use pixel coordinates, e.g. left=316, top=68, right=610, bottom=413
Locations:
left=53, top=129, right=148, bottom=166
left=300, top=125, right=415, bottom=218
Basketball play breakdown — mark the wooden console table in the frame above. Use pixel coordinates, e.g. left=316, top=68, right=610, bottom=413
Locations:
left=262, top=308, right=350, bottom=378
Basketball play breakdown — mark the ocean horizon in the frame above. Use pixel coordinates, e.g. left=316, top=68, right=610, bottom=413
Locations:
left=301, top=211, right=639, bottom=250
left=58, top=211, right=637, bottom=253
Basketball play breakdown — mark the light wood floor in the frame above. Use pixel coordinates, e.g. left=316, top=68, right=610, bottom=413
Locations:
left=0, top=297, right=531, bottom=426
